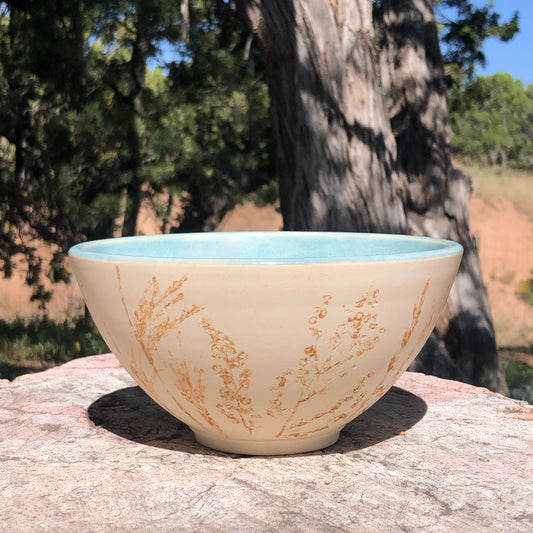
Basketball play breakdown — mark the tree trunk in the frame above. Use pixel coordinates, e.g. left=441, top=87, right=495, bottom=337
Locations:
left=241, top=0, right=507, bottom=392
left=121, top=23, right=149, bottom=237
left=377, top=0, right=506, bottom=392
left=242, top=0, right=407, bottom=233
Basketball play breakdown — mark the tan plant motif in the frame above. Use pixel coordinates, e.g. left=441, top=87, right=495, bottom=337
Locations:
left=374, top=277, right=433, bottom=398
left=269, top=290, right=386, bottom=438
left=169, top=359, right=224, bottom=432
left=386, top=277, right=431, bottom=375
left=117, top=267, right=202, bottom=361
left=201, top=318, right=261, bottom=434
left=116, top=266, right=214, bottom=431
left=116, top=269, right=434, bottom=441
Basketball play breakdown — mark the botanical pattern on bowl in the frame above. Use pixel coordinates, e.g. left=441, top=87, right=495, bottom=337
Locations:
left=116, top=266, right=433, bottom=440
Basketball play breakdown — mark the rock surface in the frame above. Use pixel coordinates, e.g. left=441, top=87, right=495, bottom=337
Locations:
left=1, top=354, right=532, bottom=533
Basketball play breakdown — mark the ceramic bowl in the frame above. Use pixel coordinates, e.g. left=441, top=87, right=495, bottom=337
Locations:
left=70, top=232, right=462, bottom=455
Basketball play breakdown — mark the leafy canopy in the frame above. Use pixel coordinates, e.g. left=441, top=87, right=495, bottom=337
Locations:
left=435, top=0, right=519, bottom=83
left=449, top=73, right=533, bottom=168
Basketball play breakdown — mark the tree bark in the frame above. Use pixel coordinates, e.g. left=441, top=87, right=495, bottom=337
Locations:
left=241, top=0, right=507, bottom=392
left=121, top=21, right=149, bottom=237
left=242, top=0, right=407, bottom=233
left=377, top=0, right=506, bottom=392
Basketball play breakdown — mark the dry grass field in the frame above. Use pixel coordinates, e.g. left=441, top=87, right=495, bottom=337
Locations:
left=466, top=166, right=533, bottom=350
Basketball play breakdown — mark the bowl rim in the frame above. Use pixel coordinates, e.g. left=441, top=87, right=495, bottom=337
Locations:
left=68, top=231, right=463, bottom=265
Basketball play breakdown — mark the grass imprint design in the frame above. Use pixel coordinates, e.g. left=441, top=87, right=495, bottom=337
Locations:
left=117, top=266, right=216, bottom=431
left=374, top=277, right=433, bottom=399
left=268, top=290, right=386, bottom=438
left=201, top=318, right=261, bottom=434
left=116, top=269, right=433, bottom=440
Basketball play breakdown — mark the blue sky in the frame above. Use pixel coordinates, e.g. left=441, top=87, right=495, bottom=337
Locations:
left=473, top=0, right=533, bottom=86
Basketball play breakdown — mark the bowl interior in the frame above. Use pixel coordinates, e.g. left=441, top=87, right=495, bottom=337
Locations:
left=69, top=232, right=462, bottom=264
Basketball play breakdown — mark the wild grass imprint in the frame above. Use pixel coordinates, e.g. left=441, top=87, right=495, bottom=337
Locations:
left=116, top=266, right=432, bottom=439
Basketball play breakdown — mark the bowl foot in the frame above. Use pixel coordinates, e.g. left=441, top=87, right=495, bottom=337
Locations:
left=193, top=430, right=341, bottom=456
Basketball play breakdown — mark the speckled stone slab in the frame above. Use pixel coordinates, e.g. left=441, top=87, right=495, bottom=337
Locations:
left=1, top=354, right=532, bottom=533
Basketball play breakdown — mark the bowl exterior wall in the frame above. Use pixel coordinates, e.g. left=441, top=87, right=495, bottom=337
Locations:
left=71, top=253, right=460, bottom=453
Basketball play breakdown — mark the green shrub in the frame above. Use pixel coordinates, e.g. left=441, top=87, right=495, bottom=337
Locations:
left=516, top=271, right=533, bottom=306
left=503, top=358, right=533, bottom=390
left=0, top=314, right=108, bottom=380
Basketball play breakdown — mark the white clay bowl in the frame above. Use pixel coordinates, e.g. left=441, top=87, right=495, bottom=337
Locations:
left=70, top=232, right=462, bottom=455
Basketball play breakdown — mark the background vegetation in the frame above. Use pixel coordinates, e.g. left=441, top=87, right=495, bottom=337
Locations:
left=0, top=0, right=275, bottom=302
left=450, top=73, right=533, bottom=168
left=0, top=315, right=107, bottom=379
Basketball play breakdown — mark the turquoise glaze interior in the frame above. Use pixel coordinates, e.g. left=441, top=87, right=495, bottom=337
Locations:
left=69, top=232, right=463, bottom=264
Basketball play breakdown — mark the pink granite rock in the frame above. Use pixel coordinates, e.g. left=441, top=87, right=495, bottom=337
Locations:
left=1, top=354, right=531, bottom=533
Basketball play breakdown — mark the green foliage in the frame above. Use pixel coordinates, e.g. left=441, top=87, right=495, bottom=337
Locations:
left=0, top=1, right=92, bottom=297
left=167, top=23, right=275, bottom=229
left=0, top=0, right=274, bottom=300
left=449, top=74, right=533, bottom=168
left=435, top=0, right=519, bottom=83
left=0, top=314, right=108, bottom=380
left=516, top=271, right=533, bottom=306
left=502, top=357, right=533, bottom=391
